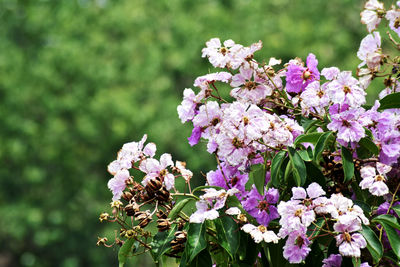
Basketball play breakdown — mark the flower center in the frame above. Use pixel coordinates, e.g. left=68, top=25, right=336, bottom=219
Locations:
left=317, top=90, right=324, bottom=98
left=294, top=208, right=303, bottom=217
left=343, top=85, right=351, bottom=94
left=302, top=69, right=312, bottom=80
left=375, top=174, right=385, bottom=182
left=244, top=81, right=257, bottom=90
left=231, top=176, right=239, bottom=186
left=342, top=120, right=351, bottom=127
left=243, top=116, right=249, bottom=125
left=219, top=47, right=228, bottom=55
left=257, top=200, right=270, bottom=212
left=343, top=232, right=352, bottom=243
left=295, top=236, right=305, bottom=247
left=160, top=169, right=167, bottom=177
left=395, top=17, right=400, bottom=29
left=232, top=137, right=244, bottom=149
left=303, top=198, right=312, bottom=207
left=258, top=225, right=267, bottom=233
left=211, top=117, right=220, bottom=126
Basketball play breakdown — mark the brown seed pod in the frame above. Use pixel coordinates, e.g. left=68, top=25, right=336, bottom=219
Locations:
left=124, top=204, right=136, bottom=216
left=156, top=209, right=168, bottom=219
left=138, top=217, right=152, bottom=228
left=156, top=187, right=171, bottom=202
left=157, top=218, right=171, bottom=232
left=121, top=191, right=134, bottom=201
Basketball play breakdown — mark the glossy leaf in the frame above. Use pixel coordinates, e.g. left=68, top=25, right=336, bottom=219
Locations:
left=118, top=238, right=135, bottom=267
left=249, top=164, right=265, bottom=196
left=305, top=162, right=326, bottom=186
left=372, top=219, right=400, bottom=259
left=358, top=137, right=379, bottom=157
left=188, top=249, right=212, bottom=267
left=392, top=205, right=400, bottom=218
left=294, top=132, right=324, bottom=146
left=378, top=92, right=400, bottom=110
left=185, top=222, right=207, bottom=263
left=270, top=151, right=287, bottom=187
left=313, top=131, right=333, bottom=163
left=288, top=147, right=307, bottom=186
left=360, top=224, right=383, bottom=264
left=192, top=185, right=225, bottom=194
left=372, top=214, right=400, bottom=231
left=151, top=225, right=177, bottom=260
left=169, top=198, right=195, bottom=220
left=215, top=216, right=240, bottom=258
left=341, top=146, right=354, bottom=183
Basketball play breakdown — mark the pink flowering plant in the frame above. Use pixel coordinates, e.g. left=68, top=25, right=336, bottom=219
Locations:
left=98, top=1, right=400, bottom=266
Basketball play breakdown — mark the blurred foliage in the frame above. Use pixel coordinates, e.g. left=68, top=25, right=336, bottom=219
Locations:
left=0, top=0, right=380, bottom=266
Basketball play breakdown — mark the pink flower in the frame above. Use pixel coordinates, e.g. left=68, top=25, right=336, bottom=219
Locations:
left=334, top=216, right=367, bottom=257
left=230, top=65, right=273, bottom=104
left=361, top=0, right=384, bottom=32
left=283, top=226, right=311, bottom=264
left=386, top=3, right=400, bottom=37
left=177, top=88, right=198, bottom=123
left=139, top=153, right=175, bottom=190
left=286, top=53, right=320, bottom=94
left=357, top=32, right=382, bottom=69
left=360, top=162, right=391, bottom=196
left=326, top=71, right=366, bottom=107
left=107, top=169, right=130, bottom=200
left=201, top=38, right=243, bottom=68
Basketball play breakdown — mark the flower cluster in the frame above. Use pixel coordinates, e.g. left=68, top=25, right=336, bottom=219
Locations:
left=100, top=2, right=400, bottom=266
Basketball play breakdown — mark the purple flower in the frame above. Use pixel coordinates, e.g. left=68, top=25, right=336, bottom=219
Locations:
left=282, top=226, right=311, bottom=264
left=107, top=169, right=130, bottom=200
left=242, top=186, right=279, bottom=226
left=357, top=32, right=382, bottom=69
left=334, top=216, right=367, bottom=258
left=286, top=53, right=320, bottom=94
left=322, top=254, right=342, bottom=267
left=188, top=127, right=202, bottom=146
left=326, top=71, right=366, bottom=107
left=360, top=162, right=391, bottom=196
left=386, top=4, right=400, bottom=38
left=327, top=108, right=366, bottom=144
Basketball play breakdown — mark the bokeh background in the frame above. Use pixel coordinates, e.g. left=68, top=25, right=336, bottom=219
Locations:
left=0, top=0, right=383, bottom=266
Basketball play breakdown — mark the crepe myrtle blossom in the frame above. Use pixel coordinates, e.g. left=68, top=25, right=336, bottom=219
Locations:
left=321, top=67, right=340, bottom=81
left=282, top=226, right=311, bottom=264
left=206, top=165, right=248, bottom=196
left=241, top=224, right=279, bottom=244
left=177, top=88, right=198, bottom=123
left=361, top=0, right=384, bottom=32
left=357, top=32, right=382, bottom=69
left=326, top=71, right=366, bottom=107
left=322, top=254, right=342, bottom=267
left=242, top=186, right=279, bottom=226
left=107, top=134, right=154, bottom=175
left=386, top=2, right=400, bottom=37
left=327, top=107, right=366, bottom=144
left=201, top=38, right=243, bottom=68
left=230, top=65, right=273, bottom=104
left=285, top=53, right=320, bottom=94
left=189, top=188, right=239, bottom=223
left=107, top=169, right=131, bottom=201
left=329, top=193, right=369, bottom=226
left=139, top=153, right=175, bottom=190
left=360, top=162, right=391, bottom=196
left=300, top=81, right=330, bottom=115
left=193, top=72, right=232, bottom=101
left=334, top=215, right=367, bottom=257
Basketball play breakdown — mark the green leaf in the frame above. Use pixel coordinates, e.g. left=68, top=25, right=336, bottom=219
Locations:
left=238, top=231, right=259, bottom=266
left=169, top=198, right=195, bottom=220
left=305, top=162, right=326, bottom=186
left=294, top=132, right=324, bottom=146
left=288, top=147, right=307, bottom=186
left=215, top=216, right=240, bottom=258
left=151, top=225, right=177, bottom=261
left=392, top=205, right=400, bottom=218
left=192, top=185, right=225, bottom=194
left=341, top=146, right=354, bottom=183
left=358, top=137, right=379, bottom=157
left=270, top=151, right=287, bottom=188
left=249, top=164, right=265, bottom=196
left=372, top=218, right=400, bottom=259
left=185, top=222, right=207, bottom=263
left=352, top=257, right=361, bottom=267
left=298, top=150, right=312, bottom=162
left=313, top=131, right=333, bottom=163
left=118, top=238, right=135, bottom=267
left=188, top=249, right=212, bottom=267
left=378, top=92, right=400, bottom=110
left=372, top=214, right=400, bottom=231
left=360, top=224, right=383, bottom=264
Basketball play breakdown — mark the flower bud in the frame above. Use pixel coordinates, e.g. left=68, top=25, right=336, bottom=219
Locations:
left=96, top=237, right=108, bottom=246
left=99, top=212, right=109, bottom=222
left=110, top=200, right=123, bottom=209
left=125, top=229, right=135, bottom=238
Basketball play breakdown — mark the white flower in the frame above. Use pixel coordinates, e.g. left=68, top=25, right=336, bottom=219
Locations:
left=359, top=163, right=391, bottom=196
left=242, top=224, right=279, bottom=244
left=225, top=207, right=241, bottom=215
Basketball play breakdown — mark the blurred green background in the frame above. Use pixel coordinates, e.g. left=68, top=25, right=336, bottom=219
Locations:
left=0, top=0, right=382, bottom=266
